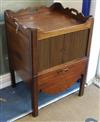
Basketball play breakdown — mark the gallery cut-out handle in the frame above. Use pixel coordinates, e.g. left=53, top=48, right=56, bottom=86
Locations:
left=70, top=8, right=79, bottom=16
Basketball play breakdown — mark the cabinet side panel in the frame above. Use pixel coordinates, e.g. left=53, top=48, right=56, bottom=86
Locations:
left=6, top=22, right=32, bottom=82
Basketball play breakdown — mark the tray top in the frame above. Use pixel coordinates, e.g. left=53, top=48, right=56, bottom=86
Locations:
left=14, top=7, right=79, bottom=31
left=5, top=3, right=93, bottom=40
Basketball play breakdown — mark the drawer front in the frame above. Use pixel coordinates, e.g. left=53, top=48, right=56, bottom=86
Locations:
left=38, top=58, right=88, bottom=94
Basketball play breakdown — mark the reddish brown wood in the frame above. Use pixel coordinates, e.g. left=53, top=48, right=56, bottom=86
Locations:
left=78, top=21, right=94, bottom=96
left=38, top=30, right=89, bottom=72
left=5, top=22, right=32, bottom=82
left=79, top=75, right=84, bottom=96
left=38, top=58, right=88, bottom=94
left=5, top=12, right=39, bottom=117
left=86, top=21, right=94, bottom=57
left=5, top=3, right=93, bottom=40
left=50, top=2, right=91, bottom=23
left=10, top=69, right=16, bottom=87
left=31, top=29, right=39, bottom=117
left=4, top=2, right=94, bottom=117
left=4, top=12, right=16, bottom=87
left=31, top=77, right=38, bottom=117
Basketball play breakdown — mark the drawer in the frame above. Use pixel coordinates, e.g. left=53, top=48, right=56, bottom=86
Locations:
left=38, top=58, right=88, bottom=94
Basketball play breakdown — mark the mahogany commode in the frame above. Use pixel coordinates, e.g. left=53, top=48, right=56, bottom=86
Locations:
left=5, top=3, right=94, bottom=117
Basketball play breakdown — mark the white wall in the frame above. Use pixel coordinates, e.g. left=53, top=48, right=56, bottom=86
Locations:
left=1, top=0, right=52, bottom=13
left=54, top=0, right=83, bottom=11
left=96, top=50, right=100, bottom=78
left=86, top=0, right=100, bottom=82
left=90, top=0, right=96, bottom=16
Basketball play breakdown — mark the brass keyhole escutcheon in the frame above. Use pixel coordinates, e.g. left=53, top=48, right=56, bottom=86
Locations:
left=57, top=66, right=69, bottom=74
left=63, top=67, right=69, bottom=72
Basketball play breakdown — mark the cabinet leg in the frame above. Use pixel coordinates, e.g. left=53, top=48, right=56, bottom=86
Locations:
left=31, top=78, right=38, bottom=117
left=10, top=69, right=16, bottom=87
left=79, top=75, right=85, bottom=96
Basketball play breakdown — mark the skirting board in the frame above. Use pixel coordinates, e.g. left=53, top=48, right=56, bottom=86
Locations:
left=0, top=73, right=11, bottom=89
left=9, top=88, right=79, bottom=122
left=93, top=77, right=100, bottom=88
left=0, top=73, right=21, bottom=89
left=0, top=73, right=94, bottom=89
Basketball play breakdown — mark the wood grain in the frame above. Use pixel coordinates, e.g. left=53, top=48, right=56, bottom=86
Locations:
left=5, top=21, right=32, bottom=82
left=38, top=30, right=89, bottom=72
left=5, top=2, right=94, bottom=117
left=38, top=58, right=88, bottom=94
left=4, top=3, right=93, bottom=40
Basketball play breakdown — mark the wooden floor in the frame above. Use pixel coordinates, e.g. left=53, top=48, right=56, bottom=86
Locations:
left=16, top=85, right=100, bottom=122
